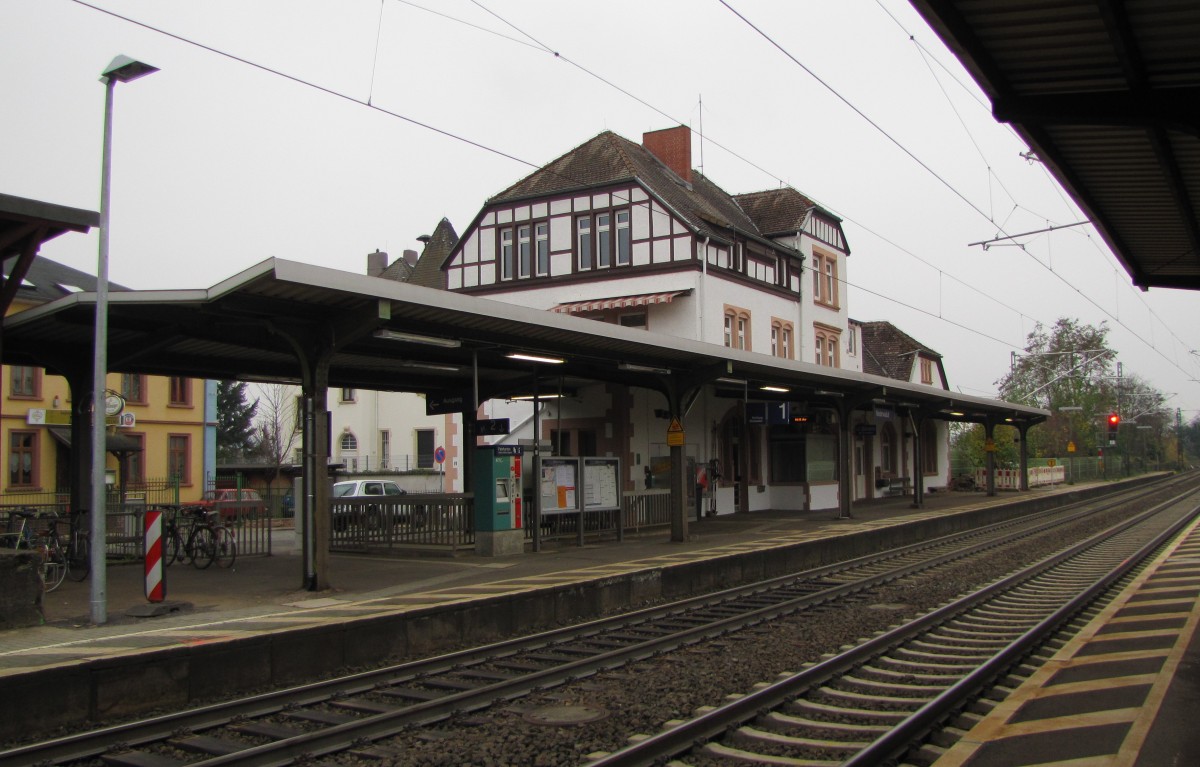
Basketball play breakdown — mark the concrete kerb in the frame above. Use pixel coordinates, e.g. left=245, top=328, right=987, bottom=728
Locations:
left=0, top=478, right=1161, bottom=742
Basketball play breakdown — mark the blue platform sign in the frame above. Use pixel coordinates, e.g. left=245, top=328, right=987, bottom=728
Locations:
left=747, top=402, right=790, bottom=425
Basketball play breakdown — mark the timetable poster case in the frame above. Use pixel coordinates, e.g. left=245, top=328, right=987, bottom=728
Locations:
left=583, top=457, right=621, bottom=511
left=540, top=457, right=580, bottom=514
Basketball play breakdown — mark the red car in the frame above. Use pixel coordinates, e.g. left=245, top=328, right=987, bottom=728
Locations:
left=195, top=488, right=265, bottom=519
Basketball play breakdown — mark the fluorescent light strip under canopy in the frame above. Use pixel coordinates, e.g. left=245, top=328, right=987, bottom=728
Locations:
left=619, top=362, right=671, bottom=375
left=374, top=329, right=462, bottom=348
left=761, top=385, right=789, bottom=393
left=507, top=352, right=565, bottom=365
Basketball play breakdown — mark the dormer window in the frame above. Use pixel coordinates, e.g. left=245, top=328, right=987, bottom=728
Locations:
left=535, top=222, right=549, bottom=276
left=500, top=228, right=514, bottom=280
left=577, top=217, right=593, bottom=270
left=616, top=210, right=631, bottom=265
left=920, top=357, right=934, bottom=384
left=571, top=205, right=633, bottom=275
left=518, top=225, right=532, bottom=278
left=597, top=213, right=612, bottom=268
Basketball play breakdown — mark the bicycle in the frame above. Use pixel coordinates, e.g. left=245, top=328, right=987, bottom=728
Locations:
left=33, top=518, right=67, bottom=592
left=4, top=509, right=68, bottom=592
left=162, top=506, right=217, bottom=569
left=64, top=509, right=90, bottom=582
left=211, top=512, right=237, bottom=569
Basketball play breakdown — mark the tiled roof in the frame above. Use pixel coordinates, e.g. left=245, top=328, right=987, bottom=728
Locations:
left=733, top=188, right=818, bottom=237
left=4, top=256, right=128, bottom=305
left=379, top=257, right=414, bottom=282
left=858, top=320, right=941, bottom=382
left=489, top=130, right=761, bottom=244
left=408, top=218, right=459, bottom=289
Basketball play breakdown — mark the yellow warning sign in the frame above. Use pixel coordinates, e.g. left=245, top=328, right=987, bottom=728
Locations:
left=667, top=417, right=684, bottom=446
left=1067, top=441, right=1076, bottom=453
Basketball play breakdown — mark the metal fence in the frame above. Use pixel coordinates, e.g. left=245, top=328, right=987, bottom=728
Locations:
left=326, top=490, right=676, bottom=553
left=530, top=490, right=674, bottom=544
left=329, top=493, right=473, bottom=553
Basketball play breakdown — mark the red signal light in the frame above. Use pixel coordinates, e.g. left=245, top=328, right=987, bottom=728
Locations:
left=1108, top=413, right=1120, bottom=426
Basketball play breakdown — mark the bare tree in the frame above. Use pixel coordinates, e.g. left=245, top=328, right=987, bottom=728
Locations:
left=254, top=383, right=301, bottom=484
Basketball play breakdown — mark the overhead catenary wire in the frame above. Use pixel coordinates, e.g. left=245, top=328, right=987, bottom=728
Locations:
left=52, top=0, right=1091, bottom=368
left=64, top=0, right=1200, bottom=396
left=717, top=0, right=1200, bottom=391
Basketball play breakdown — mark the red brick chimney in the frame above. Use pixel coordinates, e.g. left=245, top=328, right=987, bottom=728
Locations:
left=642, top=126, right=692, bottom=183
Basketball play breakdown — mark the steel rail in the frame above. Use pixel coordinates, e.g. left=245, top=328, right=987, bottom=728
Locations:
left=1, top=476, right=1187, bottom=767
left=587, top=483, right=1200, bottom=766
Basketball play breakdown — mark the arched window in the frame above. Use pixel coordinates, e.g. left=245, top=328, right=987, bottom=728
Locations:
left=340, top=432, right=358, bottom=452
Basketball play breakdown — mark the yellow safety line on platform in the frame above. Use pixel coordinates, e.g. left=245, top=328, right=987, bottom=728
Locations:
left=0, top=502, right=981, bottom=671
left=929, top=517, right=1200, bottom=767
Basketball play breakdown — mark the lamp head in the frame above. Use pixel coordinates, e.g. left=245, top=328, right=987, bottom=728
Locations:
left=101, top=55, right=159, bottom=84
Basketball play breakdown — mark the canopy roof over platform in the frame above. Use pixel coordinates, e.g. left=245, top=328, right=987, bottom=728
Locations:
left=0, top=193, right=99, bottom=317
left=2, top=257, right=1048, bottom=426
left=909, top=0, right=1200, bottom=291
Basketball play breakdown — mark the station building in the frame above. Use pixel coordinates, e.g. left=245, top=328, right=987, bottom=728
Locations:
left=413, top=126, right=955, bottom=513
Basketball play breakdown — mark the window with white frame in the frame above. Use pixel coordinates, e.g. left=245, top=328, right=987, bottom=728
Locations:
left=771, top=318, right=794, bottom=358
left=535, top=222, right=549, bottom=276
left=596, top=213, right=612, bottom=268
left=577, top=216, right=593, bottom=270
left=616, top=210, right=631, bottom=265
left=724, top=305, right=751, bottom=350
left=814, top=326, right=841, bottom=367
left=500, top=228, right=514, bottom=280
left=518, top=225, right=532, bottom=278
left=811, top=251, right=839, bottom=307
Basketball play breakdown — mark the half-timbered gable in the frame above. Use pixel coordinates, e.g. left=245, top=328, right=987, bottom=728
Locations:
left=440, top=126, right=816, bottom=356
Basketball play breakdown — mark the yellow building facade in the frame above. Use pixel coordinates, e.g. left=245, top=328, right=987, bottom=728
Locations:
left=1, top=368, right=206, bottom=505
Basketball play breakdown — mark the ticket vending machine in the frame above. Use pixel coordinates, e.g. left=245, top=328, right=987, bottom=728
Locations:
left=474, top=445, right=524, bottom=556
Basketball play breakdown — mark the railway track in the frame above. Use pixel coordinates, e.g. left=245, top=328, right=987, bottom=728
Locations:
left=2, top=476, right=1195, bottom=767
left=588, top=482, right=1200, bottom=766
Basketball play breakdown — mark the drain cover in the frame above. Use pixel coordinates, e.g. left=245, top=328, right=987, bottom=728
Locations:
left=523, top=704, right=609, bottom=726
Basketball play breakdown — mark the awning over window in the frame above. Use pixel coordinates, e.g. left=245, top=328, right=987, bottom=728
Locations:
left=550, top=289, right=691, bottom=314
left=48, top=426, right=142, bottom=453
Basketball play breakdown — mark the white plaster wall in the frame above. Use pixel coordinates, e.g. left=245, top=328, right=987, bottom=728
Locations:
left=808, top=483, right=839, bottom=510
left=327, top=389, right=451, bottom=491
left=702, top=276, right=803, bottom=351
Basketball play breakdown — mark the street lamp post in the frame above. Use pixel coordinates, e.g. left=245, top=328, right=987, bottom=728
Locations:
left=1058, top=406, right=1083, bottom=485
left=92, top=55, right=158, bottom=626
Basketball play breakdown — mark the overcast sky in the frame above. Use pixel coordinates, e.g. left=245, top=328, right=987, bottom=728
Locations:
left=4, top=0, right=1199, bottom=422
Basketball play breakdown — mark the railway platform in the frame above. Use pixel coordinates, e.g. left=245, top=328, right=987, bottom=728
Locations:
left=1, top=474, right=1195, bottom=764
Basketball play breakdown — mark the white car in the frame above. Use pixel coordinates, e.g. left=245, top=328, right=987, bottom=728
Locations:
left=331, top=480, right=407, bottom=530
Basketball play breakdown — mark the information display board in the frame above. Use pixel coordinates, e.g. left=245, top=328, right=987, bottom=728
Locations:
left=582, top=457, right=621, bottom=511
left=540, top=457, right=579, bottom=514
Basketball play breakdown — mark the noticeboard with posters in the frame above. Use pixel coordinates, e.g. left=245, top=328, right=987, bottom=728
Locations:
left=540, top=457, right=579, bottom=514
left=582, top=457, right=620, bottom=511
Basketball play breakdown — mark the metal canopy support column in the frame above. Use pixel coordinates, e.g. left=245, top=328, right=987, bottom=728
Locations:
left=667, top=381, right=688, bottom=543
left=1017, top=422, right=1031, bottom=491
left=910, top=411, right=924, bottom=509
left=295, top=348, right=333, bottom=591
left=836, top=399, right=854, bottom=520
left=984, top=421, right=997, bottom=496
